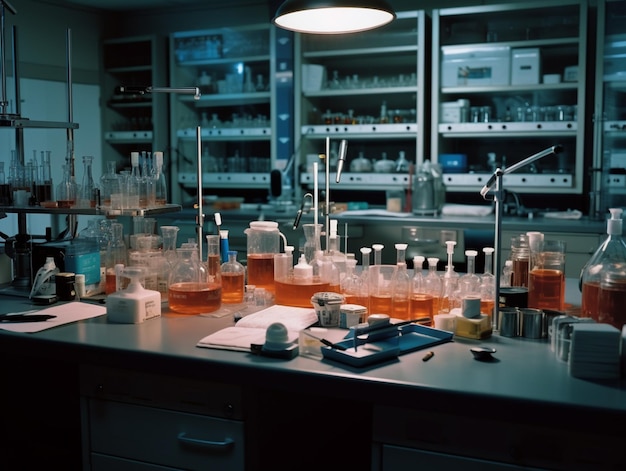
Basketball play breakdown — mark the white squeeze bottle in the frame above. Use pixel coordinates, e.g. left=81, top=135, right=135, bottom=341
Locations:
left=30, top=256, right=59, bottom=298
left=107, top=267, right=161, bottom=324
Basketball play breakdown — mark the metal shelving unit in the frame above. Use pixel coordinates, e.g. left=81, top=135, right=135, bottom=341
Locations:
left=591, top=0, right=626, bottom=218
left=431, top=0, right=588, bottom=194
left=295, top=10, right=430, bottom=194
left=170, top=24, right=275, bottom=200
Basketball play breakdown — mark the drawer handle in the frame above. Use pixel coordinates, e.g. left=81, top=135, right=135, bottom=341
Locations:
left=177, top=432, right=235, bottom=452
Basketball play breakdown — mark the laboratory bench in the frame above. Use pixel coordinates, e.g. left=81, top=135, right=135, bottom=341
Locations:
left=0, top=279, right=624, bottom=471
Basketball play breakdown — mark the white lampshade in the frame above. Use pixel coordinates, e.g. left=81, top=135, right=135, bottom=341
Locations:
left=273, top=0, right=396, bottom=34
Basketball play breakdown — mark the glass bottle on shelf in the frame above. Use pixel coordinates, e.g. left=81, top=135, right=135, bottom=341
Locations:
left=38, top=150, right=53, bottom=205
left=153, top=151, right=167, bottom=206
left=56, top=162, right=78, bottom=208
left=140, top=151, right=155, bottom=208
left=221, top=250, right=245, bottom=304
left=0, top=161, right=10, bottom=205
left=126, top=151, right=141, bottom=209
left=105, top=222, right=128, bottom=294
left=581, top=208, right=626, bottom=323
left=78, top=155, right=98, bottom=208
left=100, top=161, right=120, bottom=209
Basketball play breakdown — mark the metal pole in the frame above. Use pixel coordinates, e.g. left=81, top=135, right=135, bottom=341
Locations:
left=196, top=125, right=203, bottom=264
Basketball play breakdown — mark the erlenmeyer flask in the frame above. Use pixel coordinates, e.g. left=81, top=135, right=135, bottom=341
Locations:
left=56, top=163, right=78, bottom=208
left=168, top=244, right=220, bottom=314
left=160, top=226, right=180, bottom=265
left=78, top=155, right=98, bottom=208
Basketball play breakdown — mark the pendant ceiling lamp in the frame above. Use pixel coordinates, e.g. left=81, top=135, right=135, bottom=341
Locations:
left=273, top=0, right=396, bottom=34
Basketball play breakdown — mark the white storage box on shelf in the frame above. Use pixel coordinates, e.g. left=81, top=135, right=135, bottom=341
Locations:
left=301, top=64, right=326, bottom=92
left=441, top=46, right=510, bottom=87
left=440, top=99, right=470, bottom=123
left=511, top=48, right=540, bottom=85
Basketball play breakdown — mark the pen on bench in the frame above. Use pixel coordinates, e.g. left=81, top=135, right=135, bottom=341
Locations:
left=353, top=318, right=419, bottom=336
left=422, top=351, right=434, bottom=362
left=320, top=338, right=347, bottom=351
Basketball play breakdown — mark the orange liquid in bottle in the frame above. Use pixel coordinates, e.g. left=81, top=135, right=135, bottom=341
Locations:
left=480, top=299, right=495, bottom=321
left=369, top=294, right=392, bottom=315
left=274, top=278, right=330, bottom=308
left=410, top=293, right=434, bottom=325
left=168, top=282, right=222, bottom=314
left=598, top=280, right=626, bottom=328
left=528, top=269, right=564, bottom=310
left=581, top=281, right=600, bottom=321
left=247, top=254, right=275, bottom=293
left=105, top=271, right=129, bottom=294
left=221, top=272, right=245, bottom=304
left=391, top=298, right=410, bottom=320
left=512, top=259, right=529, bottom=287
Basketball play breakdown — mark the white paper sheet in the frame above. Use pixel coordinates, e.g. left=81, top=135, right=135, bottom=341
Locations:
left=0, top=302, right=107, bottom=333
left=197, top=304, right=318, bottom=352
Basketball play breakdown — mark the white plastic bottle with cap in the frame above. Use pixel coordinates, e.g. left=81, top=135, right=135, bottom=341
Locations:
left=107, top=266, right=161, bottom=324
left=293, top=253, right=313, bottom=282
left=30, top=256, right=59, bottom=298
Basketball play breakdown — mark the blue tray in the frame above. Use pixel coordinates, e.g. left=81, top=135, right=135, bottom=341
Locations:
left=321, top=323, right=453, bottom=367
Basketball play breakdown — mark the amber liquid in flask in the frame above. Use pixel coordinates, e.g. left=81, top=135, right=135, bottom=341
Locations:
left=168, top=282, right=222, bottom=314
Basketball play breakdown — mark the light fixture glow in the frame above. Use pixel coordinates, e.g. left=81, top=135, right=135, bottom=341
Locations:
left=273, top=1, right=395, bottom=34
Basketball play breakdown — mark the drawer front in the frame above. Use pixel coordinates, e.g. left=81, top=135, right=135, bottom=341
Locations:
left=80, top=364, right=243, bottom=420
left=88, top=400, right=244, bottom=471
left=92, top=452, right=183, bottom=471
left=380, top=444, right=537, bottom=471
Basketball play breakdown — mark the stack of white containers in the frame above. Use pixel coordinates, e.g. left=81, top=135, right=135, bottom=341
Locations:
left=569, top=323, right=622, bottom=380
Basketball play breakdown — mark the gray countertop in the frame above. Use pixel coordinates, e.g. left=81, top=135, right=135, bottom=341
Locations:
left=1, top=280, right=624, bottom=416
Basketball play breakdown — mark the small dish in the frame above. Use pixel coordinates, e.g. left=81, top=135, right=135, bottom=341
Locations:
left=470, top=346, right=497, bottom=361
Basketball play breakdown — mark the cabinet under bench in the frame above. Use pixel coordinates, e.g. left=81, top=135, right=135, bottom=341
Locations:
left=80, top=365, right=245, bottom=470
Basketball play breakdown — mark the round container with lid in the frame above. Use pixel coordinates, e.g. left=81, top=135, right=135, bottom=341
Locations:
left=311, top=292, right=345, bottom=327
